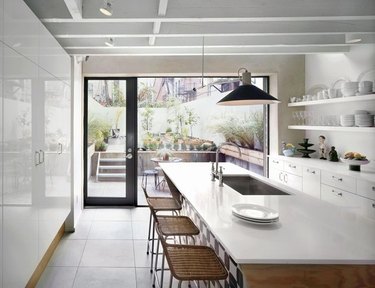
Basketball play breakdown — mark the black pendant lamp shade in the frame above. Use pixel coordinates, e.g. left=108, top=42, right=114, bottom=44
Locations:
left=217, top=69, right=280, bottom=106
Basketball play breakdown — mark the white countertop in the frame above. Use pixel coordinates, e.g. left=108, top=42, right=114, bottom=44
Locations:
left=269, top=155, right=375, bottom=182
left=160, top=162, right=375, bottom=265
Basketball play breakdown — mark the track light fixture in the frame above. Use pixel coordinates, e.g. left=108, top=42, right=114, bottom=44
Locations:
left=105, top=37, right=115, bottom=47
left=100, top=0, right=113, bottom=16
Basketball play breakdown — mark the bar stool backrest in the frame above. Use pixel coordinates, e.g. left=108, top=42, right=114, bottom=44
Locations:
left=164, top=173, right=183, bottom=205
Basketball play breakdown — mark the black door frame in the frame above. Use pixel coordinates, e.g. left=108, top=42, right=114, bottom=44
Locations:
left=83, top=77, right=138, bottom=206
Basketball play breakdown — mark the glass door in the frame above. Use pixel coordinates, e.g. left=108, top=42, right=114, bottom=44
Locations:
left=84, top=77, right=137, bottom=206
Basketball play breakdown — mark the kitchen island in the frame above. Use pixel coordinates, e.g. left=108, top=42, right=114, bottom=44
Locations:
left=159, top=162, right=375, bottom=288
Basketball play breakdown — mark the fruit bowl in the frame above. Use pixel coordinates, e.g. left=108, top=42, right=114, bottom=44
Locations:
left=340, top=158, right=370, bottom=171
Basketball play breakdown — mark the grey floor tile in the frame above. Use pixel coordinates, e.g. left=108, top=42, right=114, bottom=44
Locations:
left=132, top=221, right=149, bottom=240
left=88, top=221, right=133, bottom=240
left=131, top=207, right=150, bottom=221
left=133, top=240, right=151, bottom=268
left=64, top=221, right=92, bottom=240
left=73, top=267, right=136, bottom=288
left=79, top=209, right=97, bottom=222
left=94, top=208, right=132, bottom=221
left=36, top=267, right=77, bottom=288
left=48, top=239, right=86, bottom=267
left=80, top=239, right=135, bottom=267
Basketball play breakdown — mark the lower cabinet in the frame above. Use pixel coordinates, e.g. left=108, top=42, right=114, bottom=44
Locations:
left=269, top=156, right=375, bottom=220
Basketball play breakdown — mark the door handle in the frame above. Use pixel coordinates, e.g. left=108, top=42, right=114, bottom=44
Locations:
left=58, top=143, right=63, bottom=154
left=126, top=153, right=133, bottom=159
left=35, top=151, right=40, bottom=166
left=39, top=149, right=45, bottom=164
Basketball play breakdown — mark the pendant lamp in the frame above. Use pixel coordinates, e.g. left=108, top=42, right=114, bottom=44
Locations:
left=217, top=68, right=280, bottom=105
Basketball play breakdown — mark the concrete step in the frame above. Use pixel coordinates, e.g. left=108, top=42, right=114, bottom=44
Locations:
left=99, top=165, right=126, bottom=170
left=100, top=158, right=126, bottom=163
left=97, top=173, right=126, bottom=178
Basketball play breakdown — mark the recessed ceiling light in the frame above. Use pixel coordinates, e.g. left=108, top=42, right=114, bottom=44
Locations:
left=100, top=1, right=113, bottom=16
left=105, top=38, right=115, bottom=47
left=345, top=33, right=362, bottom=44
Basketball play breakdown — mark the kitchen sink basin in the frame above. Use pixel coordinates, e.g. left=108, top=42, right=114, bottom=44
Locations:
left=222, top=175, right=290, bottom=196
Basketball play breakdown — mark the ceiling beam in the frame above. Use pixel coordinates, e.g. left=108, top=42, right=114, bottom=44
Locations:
left=65, top=45, right=350, bottom=56
left=63, top=0, right=82, bottom=20
left=149, top=0, right=168, bottom=46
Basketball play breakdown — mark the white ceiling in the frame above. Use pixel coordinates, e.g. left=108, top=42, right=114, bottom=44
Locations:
left=24, top=0, right=375, bottom=56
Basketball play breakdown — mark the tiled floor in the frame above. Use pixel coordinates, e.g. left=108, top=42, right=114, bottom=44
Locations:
left=36, top=207, right=192, bottom=288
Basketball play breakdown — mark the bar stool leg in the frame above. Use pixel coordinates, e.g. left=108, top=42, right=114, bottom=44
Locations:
left=147, top=211, right=152, bottom=254
left=150, top=218, right=156, bottom=273
left=169, top=273, right=173, bottom=288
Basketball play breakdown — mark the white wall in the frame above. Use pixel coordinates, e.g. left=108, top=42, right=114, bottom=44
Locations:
left=305, top=44, right=375, bottom=161
left=83, top=55, right=306, bottom=155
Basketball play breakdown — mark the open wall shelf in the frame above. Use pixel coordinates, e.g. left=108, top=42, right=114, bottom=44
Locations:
left=288, top=125, right=375, bottom=133
left=288, top=94, right=375, bottom=107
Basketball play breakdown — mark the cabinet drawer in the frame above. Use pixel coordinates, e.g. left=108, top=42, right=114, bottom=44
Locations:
left=321, top=184, right=362, bottom=212
left=321, top=171, right=356, bottom=193
left=357, top=179, right=375, bottom=200
left=284, top=172, right=302, bottom=191
left=269, top=158, right=284, bottom=171
left=362, top=198, right=375, bottom=220
left=284, top=161, right=302, bottom=176
left=302, top=166, right=321, bottom=199
left=269, top=168, right=282, bottom=184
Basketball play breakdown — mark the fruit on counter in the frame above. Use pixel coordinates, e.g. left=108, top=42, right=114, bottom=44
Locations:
left=344, top=151, right=367, bottom=160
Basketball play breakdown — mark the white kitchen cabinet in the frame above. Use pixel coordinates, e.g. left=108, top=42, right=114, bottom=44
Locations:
left=269, top=157, right=302, bottom=191
left=3, top=44, right=39, bottom=287
left=302, top=166, right=321, bottom=199
left=321, top=170, right=356, bottom=193
left=282, top=171, right=303, bottom=191
left=3, top=0, right=39, bottom=63
left=321, top=184, right=362, bottom=210
left=357, top=179, right=375, bottom=201
left=362, top=198, right=375, bottom=220
left=284, top=160, right=302, bottom=176
left=39, top=22, right=71, bottom=84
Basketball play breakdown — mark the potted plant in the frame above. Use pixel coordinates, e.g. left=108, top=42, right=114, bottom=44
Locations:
left=156, top=148, right=174, bottom=160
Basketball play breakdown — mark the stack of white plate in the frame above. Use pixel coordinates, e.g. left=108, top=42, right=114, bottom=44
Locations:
left=340, top=114, right=355, bottom=127
left=341, top=82, right=358, bottom=97
left=358, top=81, right=373, bottom=95
left=355, top=114, right=374, bottom=127
left=232, top=203, right=279, bottom=225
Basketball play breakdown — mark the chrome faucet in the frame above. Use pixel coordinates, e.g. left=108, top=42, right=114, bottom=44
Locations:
left=215, top=142, right=242, bottom=177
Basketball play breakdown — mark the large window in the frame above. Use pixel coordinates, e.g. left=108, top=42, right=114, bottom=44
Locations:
left=137, top=76, right=269, bottom=176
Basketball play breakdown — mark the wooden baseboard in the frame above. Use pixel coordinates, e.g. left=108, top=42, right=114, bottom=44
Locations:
left=240, top=264, right=375, bottom=288
left=26, top=224, right=65, bottom=288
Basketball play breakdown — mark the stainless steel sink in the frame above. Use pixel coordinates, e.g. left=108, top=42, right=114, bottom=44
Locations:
left=222, top=175, right=290, bottom=196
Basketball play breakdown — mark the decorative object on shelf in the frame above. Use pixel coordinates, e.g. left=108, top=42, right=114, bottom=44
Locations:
left=341, top=152, right=369, bottom=171
left=354, top=110, right=374, bottom=127
left=281, top=142, right=296, bottom=157
left=318, top=135, right=328, bottom=160
left=297, top=138, right=315, bottom=158
left=328, top=146, right=339, bottom=162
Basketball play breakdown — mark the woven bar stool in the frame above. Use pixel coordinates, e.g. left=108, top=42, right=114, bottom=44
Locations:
left=143, top=187, right=183, bottom=272
left=149, top=207, right=200, bottom=288
left=153, top=224, right=228, bottom=288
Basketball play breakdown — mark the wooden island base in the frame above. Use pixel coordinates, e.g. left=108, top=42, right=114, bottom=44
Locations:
left=240, top=264, right=375, bottom=288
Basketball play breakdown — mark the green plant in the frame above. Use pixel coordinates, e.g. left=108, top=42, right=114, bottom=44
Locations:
left=95, top=140, right=108, bottom=151
left=112, top=81, right=126, bottom=106
left=138, top=82, right=156, bottom=107
left=141, top=106, right=154, bottom=133
left=184, top=107, right=199, bottom=137
left=88, top=115, right=111, bottom=149
left=114, top=108, right=124, bottom=129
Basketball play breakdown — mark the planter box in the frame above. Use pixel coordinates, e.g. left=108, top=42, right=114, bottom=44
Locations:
left=220, top=144, right=264, bottom=167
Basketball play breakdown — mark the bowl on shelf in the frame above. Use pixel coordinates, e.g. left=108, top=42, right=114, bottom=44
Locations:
left=340, top=158, right=370, bottom=171
left=283, top=149, right=295, bottom=157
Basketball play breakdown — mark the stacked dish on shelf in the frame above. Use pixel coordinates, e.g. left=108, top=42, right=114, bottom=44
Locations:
left=232, top=203, right=279, bottom=225
left=354, top=110, right=374, bottom=127
left=358, top=81, right=373, bottom=95
left=341, top=82, right=358, bottom=97
left=340, top=114, right=355, bottom=127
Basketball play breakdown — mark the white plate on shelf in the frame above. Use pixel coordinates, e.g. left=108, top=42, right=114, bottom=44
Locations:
left=340, top=158, right=370, bottom=166
left=232, top=203, right=279, bottom=221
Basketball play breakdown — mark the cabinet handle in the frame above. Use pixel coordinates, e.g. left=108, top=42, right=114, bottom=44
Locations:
left=372, top=186, right=375, bottom=192
left=35, top=151, right=40, bottom=166
left=279, top=172, right=283, bottom=182
left=307, top=169, right=316, bottom=174
left=39, top=150, right=44, bottom=164
left=284, top=173, right=288, bottom=183
left=337, top=193, right=343, bottom=197
left=58, top=143, right=63, bottom=154
left=332, top=176, right=343, bottom=182
left=272, top=160, right=279, bottom=164
left=372, top=203, right=375, bottom=208
left=289, top=164, right=296, bottom=169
